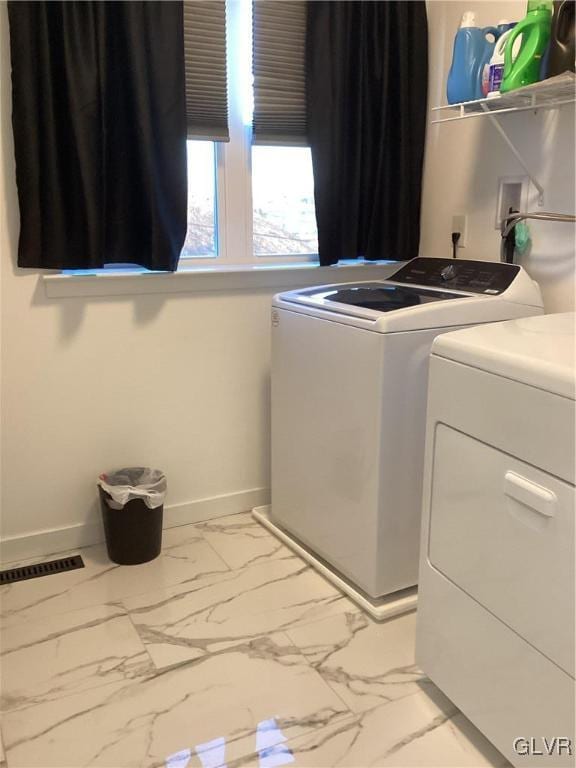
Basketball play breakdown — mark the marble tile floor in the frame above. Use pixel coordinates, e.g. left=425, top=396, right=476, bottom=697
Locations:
left=0, top=512, right=510, bottom=768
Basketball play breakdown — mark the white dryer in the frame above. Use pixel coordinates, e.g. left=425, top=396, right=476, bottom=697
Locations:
left=416, top=312, right=575, bottom=767
left=258, top=257, right=543, bottom=619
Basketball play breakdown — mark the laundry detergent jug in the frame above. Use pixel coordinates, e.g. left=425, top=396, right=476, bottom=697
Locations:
left=486, top=25, right=520, bottom=96
left=501, top=2, right=553, bottom=92
left=482, top=20, right=517, bottom=96
left=447, top=12, right=500, bottom=103
left=547, top=0, right=575, bottom=76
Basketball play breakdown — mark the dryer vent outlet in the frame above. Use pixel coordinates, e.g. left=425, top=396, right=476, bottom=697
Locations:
left=496, top=176, right=529, bottom=229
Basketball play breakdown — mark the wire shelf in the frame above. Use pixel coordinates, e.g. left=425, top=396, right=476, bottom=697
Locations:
left=431, top=73, right=576, bottom=124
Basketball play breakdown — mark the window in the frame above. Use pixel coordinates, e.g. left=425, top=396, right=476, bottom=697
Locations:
left=179, top=0, right=319, bottom=268
left=182, top=141, right=218, bottom=259
left=64, top=0, right=318, bottom=275
left=252, top=146, right=318, bottom=257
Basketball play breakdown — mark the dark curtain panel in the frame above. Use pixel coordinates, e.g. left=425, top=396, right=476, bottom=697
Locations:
left=306, top=1, right=428, bottom=266
left=8, top=2, right=187, bottom=271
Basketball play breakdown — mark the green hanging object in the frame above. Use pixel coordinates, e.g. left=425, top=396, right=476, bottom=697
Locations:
left=515, top=220, right=532, bottom=254
left=500, top=2, right=552, bottom=92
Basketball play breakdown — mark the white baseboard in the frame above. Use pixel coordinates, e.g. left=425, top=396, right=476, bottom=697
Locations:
left=1, top=521, right=106, bottom=566
left=0, top=487, right=270, bottom=565
left=164, top=488, right=269, bottom=528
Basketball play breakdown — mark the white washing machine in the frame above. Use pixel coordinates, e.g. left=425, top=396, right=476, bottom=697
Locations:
left=416, top=312, right=575, bottom=767
left=255, top=257, right=543, bottom=619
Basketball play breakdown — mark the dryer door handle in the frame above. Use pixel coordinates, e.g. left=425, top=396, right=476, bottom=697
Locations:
left=504, top=471, right=557, bottom=518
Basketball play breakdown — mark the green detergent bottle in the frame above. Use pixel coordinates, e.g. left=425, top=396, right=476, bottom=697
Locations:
left=500, top=1, right=553, bottom=92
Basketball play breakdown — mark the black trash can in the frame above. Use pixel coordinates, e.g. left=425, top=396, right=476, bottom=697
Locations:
left=98, top=467, right=166, bottom=565
left=99, top=488, right=163, bottom=565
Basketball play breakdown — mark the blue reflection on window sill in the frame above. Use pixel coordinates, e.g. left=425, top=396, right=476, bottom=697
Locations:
left=63, top=258, right=395, bottom=278
left=62, top=264, right=162, bottom=276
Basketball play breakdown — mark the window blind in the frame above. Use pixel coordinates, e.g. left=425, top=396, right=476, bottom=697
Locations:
left=252, top=0, right=307, bottom=146
left=184, top=0, right=229, bottom=142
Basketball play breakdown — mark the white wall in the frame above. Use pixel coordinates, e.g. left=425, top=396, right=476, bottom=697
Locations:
left=422, top=0, right=575, bottom=313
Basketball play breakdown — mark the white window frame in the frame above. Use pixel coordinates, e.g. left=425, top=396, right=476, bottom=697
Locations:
left=178, top=0, right=319, bottom=270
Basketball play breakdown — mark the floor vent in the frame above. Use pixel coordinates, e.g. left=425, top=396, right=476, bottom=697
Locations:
left=0, top=555, right=85, bottom=585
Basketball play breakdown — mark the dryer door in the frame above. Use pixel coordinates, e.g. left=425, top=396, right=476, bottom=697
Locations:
left=428, top=423, right=575, bottom=677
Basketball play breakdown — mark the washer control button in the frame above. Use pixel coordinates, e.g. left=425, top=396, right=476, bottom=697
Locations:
left=440, top=264, right=457, bottom=281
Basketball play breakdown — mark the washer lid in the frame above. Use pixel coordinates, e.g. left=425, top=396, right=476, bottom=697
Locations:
left=301, top=283, right=465, bottom=312
left=432, top=312, right=575, bottom=400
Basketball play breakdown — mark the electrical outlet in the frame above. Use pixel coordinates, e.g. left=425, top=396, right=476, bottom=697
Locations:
left=452, top=214, right=467, bottom=248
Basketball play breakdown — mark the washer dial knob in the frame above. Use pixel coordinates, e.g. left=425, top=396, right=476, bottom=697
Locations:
left=440, top=264, right=457, bottom=281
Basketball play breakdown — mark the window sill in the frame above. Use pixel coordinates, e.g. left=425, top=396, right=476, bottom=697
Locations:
left=43, top=260, right=402, bottom=298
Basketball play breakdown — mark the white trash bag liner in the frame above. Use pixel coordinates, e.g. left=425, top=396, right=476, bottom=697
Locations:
left=98, top=467, right=166, bottom=510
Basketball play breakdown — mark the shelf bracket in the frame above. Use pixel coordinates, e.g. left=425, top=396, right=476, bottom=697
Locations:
left=481, top=104, right=545, bottom=206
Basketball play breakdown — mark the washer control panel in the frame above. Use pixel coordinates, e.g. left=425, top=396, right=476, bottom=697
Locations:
left=390, top=258, right=520, bottom=294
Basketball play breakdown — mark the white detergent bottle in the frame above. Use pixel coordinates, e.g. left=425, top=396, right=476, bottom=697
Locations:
left=481, top=20, right=514, bottom=96
left=487, top=23, right=520, bottom=97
